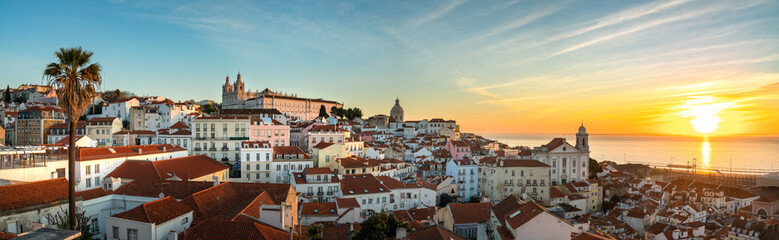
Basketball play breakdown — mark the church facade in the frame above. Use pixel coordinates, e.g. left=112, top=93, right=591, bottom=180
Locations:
left=531, top=124, right=590, bottom=185
left=221, top=73, right=343, bottom=121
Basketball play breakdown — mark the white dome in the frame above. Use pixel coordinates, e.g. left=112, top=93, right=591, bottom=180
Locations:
left=390, top=98, right=404, bottom=122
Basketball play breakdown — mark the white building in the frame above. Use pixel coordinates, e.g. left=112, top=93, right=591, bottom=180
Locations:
left=271, top=146, right=314, bottom=184
left=240, top=140, right=273, bottom=183
left=292, top=167, right=340, bottom=202
left=340, top=174, right=392, bottom=216
left=76, top=144, right=189, bottom=191
left=377, top=176, right=436, bottom=211
left=101, top=97, right=140, bottom=122
left=531, top=125, right=590, bottom=184
left=106, top=196, right=193, bottom=240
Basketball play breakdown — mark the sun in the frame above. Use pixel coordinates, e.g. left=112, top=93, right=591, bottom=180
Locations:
left=677, top=96, right=734, bottom=134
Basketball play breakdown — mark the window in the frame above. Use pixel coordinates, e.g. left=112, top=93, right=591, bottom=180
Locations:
left=86, top=178, right=92, bottom=188
left=112, top=226, right=119, bottom=238
left=127, top=228, right=138, bottom=240
left=85, top=165, right=91, bottom=175
left=94, top=177, right=100, bottom=186
left=182, top=217, right=189, bottom=224
left=95, top=164, right=100, bottom=173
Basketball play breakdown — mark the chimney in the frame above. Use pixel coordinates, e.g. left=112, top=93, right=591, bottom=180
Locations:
left=168, top=230, right=178, bottom=240
left=395, top=227, right=407, bottom=239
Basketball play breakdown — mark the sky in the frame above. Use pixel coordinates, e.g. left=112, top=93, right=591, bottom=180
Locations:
left=1, top=0, right=777, bottom=136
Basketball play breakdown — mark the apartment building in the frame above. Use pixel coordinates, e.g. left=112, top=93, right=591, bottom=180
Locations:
left=478, top=158, right=551, bottom=205
left=15, top=106, right=65, bottom=145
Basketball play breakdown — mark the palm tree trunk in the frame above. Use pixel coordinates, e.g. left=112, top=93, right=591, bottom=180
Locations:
left=68, top=119, right=77, bottom=230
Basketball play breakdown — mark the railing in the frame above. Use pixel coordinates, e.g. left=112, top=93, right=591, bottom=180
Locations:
left=327, top=192, right=334, bottom=195
left=317, top=192, right=324, bottom=196
left=504, top=183, right=513, bottom=186
left=532, top=183, right=538, bottom=186
left=229, top=137, right=249, bottom=140
left=194, top=147, right=202, bottom=151
left=209, top=147, right=216, bottom=151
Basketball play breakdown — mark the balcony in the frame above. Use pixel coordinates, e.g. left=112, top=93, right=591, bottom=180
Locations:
left=222, top=147, right=230, bottom=151
left=532, top=183, right=538, bottom=186
left=229, top=137, right=249, bottom=140
left=317, top=192, right=324, bottom=196
left=327, top=192, right=334, bottom=195
left=504, top=183, right=513, bottom=186
left=209, top=147, right=217, bottom=151
left=306, top=192, right=314, bottom=197
left=194, top=147, right=202, bottom=151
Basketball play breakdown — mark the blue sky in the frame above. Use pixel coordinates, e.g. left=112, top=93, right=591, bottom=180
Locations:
left=1, top=0, right=777, bottom=135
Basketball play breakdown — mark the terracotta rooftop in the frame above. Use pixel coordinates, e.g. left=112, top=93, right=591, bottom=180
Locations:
left=448, top=202, right=493, bottom=224
left=112, top=196, right=192, bottom=224
left=406, top=225, right=467, bottom=240
left=311, top=142, right=336, bottom=149
left=112, top=179, right=217, bottom=199
left=335, top=198, right=360, bottom=209
left=77, top=144, right=187, bottom=161
left=105, top=155, right=228, bottom=181
left=340, top=174, right=390, bottom=195
left=301, top=202, right=338, bottom=216
left=179, top=219, right=305, bottom=240
left=0, top=178, right=69, bottom=212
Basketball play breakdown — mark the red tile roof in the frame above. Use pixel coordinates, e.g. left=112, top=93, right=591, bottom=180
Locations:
left=0, top=178, right=69, bottom=211
left=448, top=202, right=493, bottom=224
left=180, top=219, right=305, bottom=240
left=112, top=196, right=192, bottom=224
left=550, top=187, right=565, bottom=199
left=335, top=198, right=360, bottom=209
left=301, top=202, right=338, bottom=216
left=77, top=144, right=187, bottom=161
left=179, top=182, right=294, bottom=225
left=338, top=156, right=380, bottom=168
left=304, top=167, right=333, bottom=175
left=105, top=155, right=228, bottom=180
left=169, top=121, right=189, bottom=129
left=312, top=142, right=336, bottom=149
left=500, top=160, right=550, bottom=167
left=86, top=117, right=118, bottom=124
left=112, top=179, right=217, bottom=199
left=407, top=225, right=467, bottom=240
left=340, top=174, right=390, bottom=195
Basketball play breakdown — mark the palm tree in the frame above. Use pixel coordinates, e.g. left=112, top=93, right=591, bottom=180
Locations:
left=43, top=47, right=101, bottom=230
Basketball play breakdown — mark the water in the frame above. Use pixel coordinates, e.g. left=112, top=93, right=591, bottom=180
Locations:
left=483, top=134, right=779, bottom=172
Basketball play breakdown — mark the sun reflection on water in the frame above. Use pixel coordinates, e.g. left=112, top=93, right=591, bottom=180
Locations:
left=701, top=136, right=711, bottom=168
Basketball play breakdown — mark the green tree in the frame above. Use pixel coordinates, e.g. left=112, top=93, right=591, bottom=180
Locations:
left=353, top=213, right=410, bottom=240
left=200, top=103, right=218, bottom=114
left=13, top=94, right=27, bottom=104
left=3, top=85, right=10, bottom=103
left=44, top=47, right=102, bottom=229
left=468, top=196, right=481, bottom=203
left=318, top=105, right=329, bottom=118
left=344, top=107, right=363, bottom=120
left=307, top=224, right=323, bottom=240
left=589, top=158, right=603, bottom=178
left=438, top=193, right=453, bottom=207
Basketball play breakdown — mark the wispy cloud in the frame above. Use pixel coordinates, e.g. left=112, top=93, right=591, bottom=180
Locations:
left=543, top=0, right=691, bottom=44
left=469, top=2, right=568, bottom=42
left=410, top=0, right=468, bottom=28
left=548, top=9, right=711, bottom=58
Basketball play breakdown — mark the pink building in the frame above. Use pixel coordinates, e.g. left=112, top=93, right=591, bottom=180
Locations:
left=249, top=118, right=291, bottom=147
left=446, top=140, right=471, bottom=160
